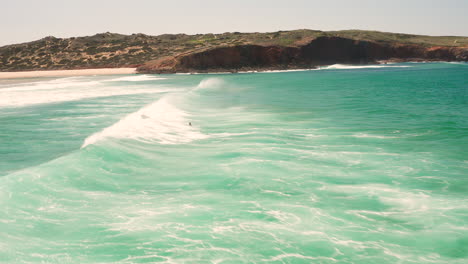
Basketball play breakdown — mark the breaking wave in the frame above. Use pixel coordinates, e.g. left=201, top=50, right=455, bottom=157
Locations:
left=0, top=76, right=170, bottom=108
left=82, top=95, right=208, bottom=147
left=317, top=64, right=412, bottom=70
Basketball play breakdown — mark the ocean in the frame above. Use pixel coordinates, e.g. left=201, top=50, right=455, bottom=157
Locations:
left=0, top=62, right=467, bottom=263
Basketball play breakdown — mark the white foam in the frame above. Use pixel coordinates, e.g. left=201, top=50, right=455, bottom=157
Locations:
left=302, top=230, right=326, bottom=236
left=0, top=77, right=175, bottom=108
left=257, top=69, right=314, bottom=73
left=262, top=190, right=291, bottom=197
left=351, top=133, right=400, bottom=139
left=81, top=95, right=208, bottom=147
left=107, top=75, right=166, bottom=82
left=443, top=61, right=468, bottom=64
left=0, top=77, right=100, bottom=92
left=212, top=132, right=256, bottom=137
left=317, top=64, right=411, bottom=70
left=322, top=184, right=468, bottom=215
left=264, top=254, right=337, bottom=262
left=266, top=210, right=301, bottom=225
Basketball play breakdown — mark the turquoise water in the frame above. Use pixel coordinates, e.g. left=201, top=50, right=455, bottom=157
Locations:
left=0, top=63, right=467, bottom=263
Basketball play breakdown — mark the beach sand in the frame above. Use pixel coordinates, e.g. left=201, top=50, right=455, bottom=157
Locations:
left=0, top=68, right=137, bottom=79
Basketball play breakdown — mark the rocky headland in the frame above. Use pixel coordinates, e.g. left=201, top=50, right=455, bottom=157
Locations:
left=1, top=30, right=467, bottom=74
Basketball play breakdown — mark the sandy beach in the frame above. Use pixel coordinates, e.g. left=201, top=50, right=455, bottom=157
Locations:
left=0, top=68, right=137, bottom=79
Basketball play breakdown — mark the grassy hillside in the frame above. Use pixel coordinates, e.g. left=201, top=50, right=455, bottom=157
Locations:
left=1, top=29, right=467, bottom=71
left=329, top=30, right=468, bottom=46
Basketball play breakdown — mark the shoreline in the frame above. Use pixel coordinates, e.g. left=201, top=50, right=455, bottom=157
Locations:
left=157, top=61, right=464, bottom=75
left=140, top=60, right=466, bottom=75
left=0, top=68, right=137, bottom=79
left=0, top=61, right=465, bottom=80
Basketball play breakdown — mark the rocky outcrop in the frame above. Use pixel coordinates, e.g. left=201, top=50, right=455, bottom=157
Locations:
left=138, top=36, right=468, bottom=73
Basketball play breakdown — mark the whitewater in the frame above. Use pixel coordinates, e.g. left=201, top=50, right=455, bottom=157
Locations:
left=0, top=63, right=467, bottom=263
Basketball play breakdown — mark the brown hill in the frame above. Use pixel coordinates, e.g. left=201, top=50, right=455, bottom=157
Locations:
left=1, top=30, right=467, bottom=73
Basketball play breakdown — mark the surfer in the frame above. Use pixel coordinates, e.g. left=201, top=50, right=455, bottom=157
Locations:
left=189, top=122, right=192, bottom=126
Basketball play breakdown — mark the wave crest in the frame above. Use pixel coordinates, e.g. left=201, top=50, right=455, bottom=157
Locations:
left=81, top=96, right=208, bottom=148
left=317, top=64, right=411, bottom=70
left=195, top=78, right=225, bottom=90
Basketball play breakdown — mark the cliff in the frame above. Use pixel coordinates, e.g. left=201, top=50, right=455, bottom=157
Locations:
left=1, top=30, right=467, bottom=72
left=138, top=36, right=468, bottom=73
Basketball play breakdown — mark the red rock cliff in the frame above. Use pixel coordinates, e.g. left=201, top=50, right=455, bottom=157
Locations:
left=137, top=36, right=468, bottom=73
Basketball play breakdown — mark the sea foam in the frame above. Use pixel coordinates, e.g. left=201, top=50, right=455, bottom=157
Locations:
left=107, top=75, right=167, bottom=82
left=0, top=76, right=176, bottom=107
left=82, top=95, right=208, bottom=147
left=317, top=64, right=411, bottom=70
left=0, top=76, right=170, bottom=108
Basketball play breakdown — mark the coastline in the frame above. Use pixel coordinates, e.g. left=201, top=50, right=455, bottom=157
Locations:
left=0, top=68, right=137, bottom=79
left=145, top=61, right=451, bottom=75
left=0, top=61, right=464, bottom=79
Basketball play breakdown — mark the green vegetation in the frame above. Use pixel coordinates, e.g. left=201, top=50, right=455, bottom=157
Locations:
left=0, top=29, right=467, bottom=71
left=329, top=30, right=468, bottom=46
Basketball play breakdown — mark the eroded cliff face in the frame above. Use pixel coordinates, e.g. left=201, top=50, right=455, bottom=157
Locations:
left=179, top=45, right=300, bottom=71
left=137, top=45, right=301, bottom=73
left=137, top=36, right=468, bottom=73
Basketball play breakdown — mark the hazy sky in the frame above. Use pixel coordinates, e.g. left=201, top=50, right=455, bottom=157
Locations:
left=1, top=0, right=467, bottom=46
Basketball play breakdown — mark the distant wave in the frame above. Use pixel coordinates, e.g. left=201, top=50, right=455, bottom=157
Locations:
left=316, top=64, right=412, bottom=70
left=445, top=62, right=468, bottom=65
left=256, top=69, right=314, bottom=74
